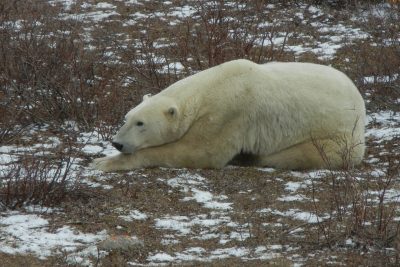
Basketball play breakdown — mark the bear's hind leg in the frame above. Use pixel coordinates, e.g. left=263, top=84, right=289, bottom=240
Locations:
left=259, top=138, right=357, bottom=170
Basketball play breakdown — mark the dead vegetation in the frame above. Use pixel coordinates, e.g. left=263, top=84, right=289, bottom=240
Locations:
left=0, top=0, right=399, bottom=266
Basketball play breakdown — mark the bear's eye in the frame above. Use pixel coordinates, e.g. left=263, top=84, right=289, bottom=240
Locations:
left=136, top=121, right=144, bottom=127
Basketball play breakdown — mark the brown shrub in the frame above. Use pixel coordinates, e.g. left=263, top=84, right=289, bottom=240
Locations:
left=0, top=150, right=78, bottom=210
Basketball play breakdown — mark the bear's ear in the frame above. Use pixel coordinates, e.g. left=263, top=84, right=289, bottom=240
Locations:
left=142, top=93, right=152, bottom=101
left=166, top=106, right=178, bottom=118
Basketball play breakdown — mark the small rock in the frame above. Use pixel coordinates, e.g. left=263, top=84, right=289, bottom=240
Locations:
left=98, top=235, right=144, bottom=252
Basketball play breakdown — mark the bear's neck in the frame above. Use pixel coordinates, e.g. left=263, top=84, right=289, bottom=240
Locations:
left=180, top=95, right=201, bottom=125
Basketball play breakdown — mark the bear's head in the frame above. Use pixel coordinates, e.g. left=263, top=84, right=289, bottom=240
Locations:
left=111, top=96, right=182, bottom=154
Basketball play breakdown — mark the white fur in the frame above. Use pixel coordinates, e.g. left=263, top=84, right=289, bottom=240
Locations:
left=92, top=59, right=365, bottom=171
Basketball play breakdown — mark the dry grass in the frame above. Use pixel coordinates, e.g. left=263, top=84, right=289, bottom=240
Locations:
left=0, top=0, right=399, bottom=266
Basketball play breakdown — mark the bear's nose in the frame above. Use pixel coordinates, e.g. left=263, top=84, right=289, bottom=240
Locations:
left=112, top=142, right=123, bottom=151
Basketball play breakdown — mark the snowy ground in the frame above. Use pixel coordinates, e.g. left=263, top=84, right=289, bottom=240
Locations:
left=1, top=0, right=399, bottom=266
left=1, top=109, right=399, bottom=265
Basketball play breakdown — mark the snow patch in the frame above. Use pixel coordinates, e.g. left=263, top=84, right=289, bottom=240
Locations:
left=166, top=173, right=233, bottom=210
left=119, top=210, right=148, bottom=221
left=0, top=212, right=107, bottom=260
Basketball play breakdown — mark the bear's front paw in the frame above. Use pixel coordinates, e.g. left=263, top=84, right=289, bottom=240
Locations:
left=90, top=156, right=115, bottom=172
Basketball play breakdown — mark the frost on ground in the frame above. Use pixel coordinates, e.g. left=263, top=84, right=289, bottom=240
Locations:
left=1, top=0, right=399, bottom=266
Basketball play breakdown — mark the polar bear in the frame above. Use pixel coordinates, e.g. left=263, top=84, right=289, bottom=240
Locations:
left=92, top=59, right=365, bottom=171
